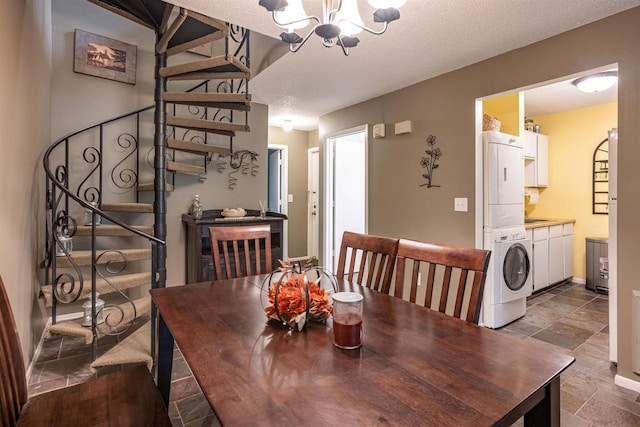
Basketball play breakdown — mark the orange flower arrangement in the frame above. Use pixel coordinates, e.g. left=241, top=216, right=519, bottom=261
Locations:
left=263, top=259, right=335, bottom=331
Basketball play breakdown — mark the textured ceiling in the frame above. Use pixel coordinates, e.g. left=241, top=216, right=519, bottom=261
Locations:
left=167, top=0, right=639, bottom=130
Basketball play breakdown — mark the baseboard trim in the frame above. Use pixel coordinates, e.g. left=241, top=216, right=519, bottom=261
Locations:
left=572, top=278, right=586, bottom=285
left=615, top=374, right=640, bottom=393
left=26, top=311, right=84, bottom=380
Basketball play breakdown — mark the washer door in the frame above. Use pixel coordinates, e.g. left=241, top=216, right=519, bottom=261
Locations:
left=503, top=243, right=530, bottom=292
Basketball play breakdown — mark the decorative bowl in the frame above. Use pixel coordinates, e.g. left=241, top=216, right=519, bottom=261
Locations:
left=221, top=207, right=246, bottom=218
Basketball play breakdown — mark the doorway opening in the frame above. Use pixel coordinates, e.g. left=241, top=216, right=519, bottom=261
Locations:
left=323, top=125, right=368, bottom=272
left=307, top=147, right=319, bottom=259
left=267, top=143, right=288, bottom=258
left=475, top=64, right=618, bottom=360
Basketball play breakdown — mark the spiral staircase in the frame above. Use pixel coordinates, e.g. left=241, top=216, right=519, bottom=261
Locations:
left=43, top=0, right=251, bottom=371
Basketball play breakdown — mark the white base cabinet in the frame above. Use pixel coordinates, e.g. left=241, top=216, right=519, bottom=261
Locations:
left=528, top=222, right=574, bottom=292
left=532, top=227, right=550, bottom=291
left=563, top=223, right=574, bottom=279
left=549, top=225, right=564, bottom=285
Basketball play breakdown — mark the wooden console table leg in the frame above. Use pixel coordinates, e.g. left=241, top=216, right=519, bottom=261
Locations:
left=524, top=376, right=560, bottom=427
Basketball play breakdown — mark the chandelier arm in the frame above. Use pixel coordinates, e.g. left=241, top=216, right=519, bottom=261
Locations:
left=335, top=18, right=390, bottom=36
left=272, top=11, right=320, bottom=29
left=288, top=24, right=321, bottom=53
left=326, top=0, right=343, bottom=22
left=336, top=36, right=350, bottom=56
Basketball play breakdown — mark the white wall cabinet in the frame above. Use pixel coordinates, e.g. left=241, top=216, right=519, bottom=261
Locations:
left=523, top=130, right=548, bottom=187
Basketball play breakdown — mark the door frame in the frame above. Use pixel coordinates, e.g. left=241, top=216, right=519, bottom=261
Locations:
left=323, top=125, right=369, bottom=271
left=307, top=147, right=319, bottom=258
left=268, top=143, right=289, bottom=258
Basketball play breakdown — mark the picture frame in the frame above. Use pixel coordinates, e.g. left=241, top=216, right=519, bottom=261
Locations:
left=73, top=29, right=137, bottom=85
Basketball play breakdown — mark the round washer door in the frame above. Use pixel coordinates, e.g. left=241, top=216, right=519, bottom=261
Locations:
left=503, top=243, right=530, bottom=291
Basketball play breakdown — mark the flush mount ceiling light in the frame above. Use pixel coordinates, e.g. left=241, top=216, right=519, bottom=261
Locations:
left=572, top=71, right=618, bottom=93
left=283, top=119, right=293, bottom=132
left=258, top=0, right=407, bottom=56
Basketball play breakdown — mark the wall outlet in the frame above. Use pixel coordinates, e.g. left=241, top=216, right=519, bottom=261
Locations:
left=454, top=197, right=468, bottom=212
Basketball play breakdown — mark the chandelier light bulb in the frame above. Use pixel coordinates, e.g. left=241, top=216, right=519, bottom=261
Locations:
left=334, top=0, right=365, bottom=36
left=368, top=0, right=407, bottom=8
left=274, top=0, right=310, bottom=30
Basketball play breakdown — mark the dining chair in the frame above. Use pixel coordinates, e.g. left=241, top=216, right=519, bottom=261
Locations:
left=0, top=275, right=171, bottom=426
left=336, top=231, right=399, bottom=294
left=208, top=224, right=272, bottom=280
left=394, top=239, right=491, bottom=324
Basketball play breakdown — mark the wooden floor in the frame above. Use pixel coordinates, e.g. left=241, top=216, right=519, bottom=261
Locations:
left=29, top=282, right=638, bottom=427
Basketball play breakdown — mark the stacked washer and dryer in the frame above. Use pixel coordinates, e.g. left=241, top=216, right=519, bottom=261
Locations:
left=482, top=131, right=533, bottom=328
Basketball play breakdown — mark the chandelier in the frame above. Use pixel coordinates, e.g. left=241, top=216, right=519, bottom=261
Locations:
left=258, top=0, right=407, bottom=56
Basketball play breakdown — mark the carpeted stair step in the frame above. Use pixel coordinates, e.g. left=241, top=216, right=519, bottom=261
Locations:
left=47, top=296, right=151, bottom=344
left=168, top=138, right=231, bottom=156
left=157, top=8, right=228, bottom=56
left=56, top=248, right=152, bottom=268
left=163, top=92, right=251, bottom=111
left=166, top=160, right=206, bottom=176
left=75, top=224, right=154, bottom=237
left=167, top=115, right=250, bottom=137
left=160, top=54, right=250, bottom=80
left=101, top=202, right=154, bottom=213
left=41, top=272, right=152, bottom=307
left=137, top=182, right=174, bottom=192
left=90, top=321, right=152, bottom=372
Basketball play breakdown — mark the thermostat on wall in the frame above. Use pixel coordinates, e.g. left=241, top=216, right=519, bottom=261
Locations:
left=395, top=120, right=412, bottom=135
left=373, top=123, right=386, bottom=139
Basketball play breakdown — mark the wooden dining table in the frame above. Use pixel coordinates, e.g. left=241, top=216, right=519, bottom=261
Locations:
left=150, top=275, right=574, bottom=426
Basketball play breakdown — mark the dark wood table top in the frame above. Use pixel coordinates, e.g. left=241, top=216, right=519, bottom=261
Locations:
left=151, top=276, right=574, bottom=426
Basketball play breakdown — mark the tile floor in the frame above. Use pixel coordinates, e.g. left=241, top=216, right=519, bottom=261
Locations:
left=28, top=282, right=638, bottom=426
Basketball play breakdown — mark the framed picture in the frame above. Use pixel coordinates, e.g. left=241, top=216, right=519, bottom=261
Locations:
left=74, top=29, right=137, bottom=85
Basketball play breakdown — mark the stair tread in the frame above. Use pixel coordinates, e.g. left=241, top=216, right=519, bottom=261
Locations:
left=167, top=115, right=250, bottom=137
left=168, top=138, right=231, bottom=156
left=90, top=321, right=152, bottom=371
left=101, top=203, right=154, bottom=213
left=75, top=224, right=154, bottom=236
left=47, top=296, right=151, bottom=344
left=160, top=55, right=250, bottom=78
left=41, top=272, right=152, bottom=308
left=165, top=14, right=228, bottom=56
left=163, top=92, right=251, bottom=111
left=137, top=182, right=175, bottom=192
left=56, top=248, right=152, bottom=268
left=167, top=71, right=250, bottom=81
left=166, top=160, right=206, bottom=176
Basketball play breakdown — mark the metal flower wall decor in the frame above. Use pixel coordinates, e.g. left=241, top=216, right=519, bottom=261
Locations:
left=419, top=135, right=443, bottom=188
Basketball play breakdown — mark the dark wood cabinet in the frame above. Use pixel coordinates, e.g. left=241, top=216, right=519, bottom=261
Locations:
left=182, top=209, right=287, bottom=284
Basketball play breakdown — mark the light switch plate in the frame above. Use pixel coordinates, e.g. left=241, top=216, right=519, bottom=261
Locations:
left=454, top=197, right=468, bottom=212
left=288, top=194, right=294, bottom=203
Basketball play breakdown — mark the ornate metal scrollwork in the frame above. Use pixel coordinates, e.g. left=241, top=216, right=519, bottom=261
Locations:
left=111, top=133, right=138, bottom=190
left=76, top=146, right=101, bottom=204
left=225, top=150, right=259, bottom=190
left=94, top=250, right=137, bottom=336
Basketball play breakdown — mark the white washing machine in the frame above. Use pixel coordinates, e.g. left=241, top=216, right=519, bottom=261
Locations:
left=483, top=226, right=533, bottom=328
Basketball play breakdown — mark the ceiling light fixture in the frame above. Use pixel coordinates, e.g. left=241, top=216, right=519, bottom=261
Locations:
left=572, top=71, right=618, bottom=93
left=258, top=0, right=406, bottom=56
left=283, top=119, right=293, bottom=132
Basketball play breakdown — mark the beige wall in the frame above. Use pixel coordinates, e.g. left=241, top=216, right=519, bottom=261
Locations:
left=527, top=102, right=617, bottom=280
left=308, top=129, right=319, bottom=148
left=319, top=8, right=640, bottom=382
left=0, top=0, right=52, bottom=365
left=268, top=126, right=309, bottom=257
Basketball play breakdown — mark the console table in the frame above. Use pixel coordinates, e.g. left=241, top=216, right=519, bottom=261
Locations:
left=182, top=209, right=287, bottom=284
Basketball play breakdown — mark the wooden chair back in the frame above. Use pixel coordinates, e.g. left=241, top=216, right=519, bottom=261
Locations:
left=0, top=275, right=27, bottom=427
left=336, top=231, right=399, bottom=294
left=394, top=239, right=491, bottom=324
left=208, top=224, right=272, bottom=280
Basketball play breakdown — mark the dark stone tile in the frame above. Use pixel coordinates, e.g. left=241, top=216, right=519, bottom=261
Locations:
left=561, top=387, right=590, bottom=414
left=597, top=293, right=609, bottom=300
left=567, top=307, right=609, bottom=324
left=169, top=402, right=180, bottom=418
left=494, top=327, right=528, bottom=340
left=549, top=295, right=590, bottom=308
left=531, top=321, right=593, bottom=350
left=176, top=394, right=214, bottom=424
left=528, top=292, right=555, bottom=304
left=170, top=376, right=202, bottom=403
left=560, top=409, right=591, bottom=427
left=28, top=377, right=68, bottom=397
left=601, top=324, right=609, bottom=334
left=582, top=299, right=609, bottom=314
left=561, top=316, right=607, bottom=334
left=503, top=320, right=541, bottom=337
left=184, top=415, right=221, bottom=427
left=561, top=289, right=599, bottom=302
left=38, top=336, right=63, bottom=362
left=38, top=353, right=92, bottom=382
left=577, top=392, right=640, bottom=425
left=171, top=418, right=183, bottom=427
left=538, top=299, right=580, bottom=316
left=520, top=306, right=558, bottom=328
left=172, top=357, right=193, bottom=381
left=545, top=287, right=565, bottom=295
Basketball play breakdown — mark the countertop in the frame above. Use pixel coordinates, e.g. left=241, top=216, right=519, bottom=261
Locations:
left=525, top=218, right=576, bottom=230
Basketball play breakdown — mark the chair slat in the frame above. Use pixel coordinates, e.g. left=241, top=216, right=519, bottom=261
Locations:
left=394, top=239, right=491, bottom=324
left=410, top=261, right=420, bottom=304
left=208, top=225, right=272, bottom=280
left=336, top=231, right=399, bottom=294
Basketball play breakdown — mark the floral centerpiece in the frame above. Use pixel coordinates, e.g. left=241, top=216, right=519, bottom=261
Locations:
left=261, top=259, right=337, bottom=332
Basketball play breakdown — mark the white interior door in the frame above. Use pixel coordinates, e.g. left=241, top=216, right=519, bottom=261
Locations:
left=325, top=128, right=367, bottom=271
left=307, top=148, right=319, bottom=258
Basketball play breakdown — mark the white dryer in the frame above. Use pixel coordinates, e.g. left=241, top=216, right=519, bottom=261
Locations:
left=483, top=226, right=533, bottom=328
left=483, top=131, right=524, bottom=228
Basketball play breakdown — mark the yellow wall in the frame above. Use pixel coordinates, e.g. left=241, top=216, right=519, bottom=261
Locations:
left=526, top=102, right=617, bottom=280
left=483, top=93, right=521, bottom=136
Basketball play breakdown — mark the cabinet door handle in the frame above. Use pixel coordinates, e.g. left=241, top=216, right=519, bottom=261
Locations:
left=504, top=167, right=507, bottom=181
